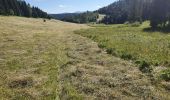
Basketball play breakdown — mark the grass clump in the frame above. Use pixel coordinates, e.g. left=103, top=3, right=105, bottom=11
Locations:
left=98, top=42, right=106, bottom=48
left=138, top=60, right=152, bottom=73
left=106, top=48, right=115, bottom=54
left=60, top=84, right=83, bottom=100
left=160, top=69, right=170, bottom=81
left=120, top=52, right=133, bottom=60
left=8, top=77, right=33, bottom=88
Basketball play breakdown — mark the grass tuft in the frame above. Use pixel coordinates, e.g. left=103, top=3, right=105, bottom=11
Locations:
left=160, top=69, right=170, bottom=81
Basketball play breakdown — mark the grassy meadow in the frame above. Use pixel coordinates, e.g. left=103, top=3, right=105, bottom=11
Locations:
left=0, top=16, right=170, bottom=99
left=0, top=16, right=87, bottom=99
left=75, top=22, right=170, bottom=79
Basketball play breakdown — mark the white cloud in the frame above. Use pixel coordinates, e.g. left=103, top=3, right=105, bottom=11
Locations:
left=59, top=5, right=66, bottom=8
left=97, top=5, right=101, bottom=8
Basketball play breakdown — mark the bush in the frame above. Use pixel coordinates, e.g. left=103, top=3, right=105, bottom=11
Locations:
left=160, top=69, right=170, bottom=81
left=138, top=60, right=152, bottom=73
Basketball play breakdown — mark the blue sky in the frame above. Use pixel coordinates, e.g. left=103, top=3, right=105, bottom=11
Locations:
left=25, top=0, right=116, bottom=14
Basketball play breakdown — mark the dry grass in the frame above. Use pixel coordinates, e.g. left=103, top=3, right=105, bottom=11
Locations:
left=0, top=16, right=169, bottom=100
left=58, top=32, right=170, bottom=99
left=0, top=16, right=87, bottom=99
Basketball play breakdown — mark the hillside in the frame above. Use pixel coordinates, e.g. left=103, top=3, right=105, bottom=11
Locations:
left=0, top=0, right=49, bottom=18
left=97, top=0, right=152, bottom=24
left=51, top=11, right=99, bottom=23
left=51, top=0, right=152, bottom=24
left=0, top=16, right=170, bottom=99
left=50, top=13, right=80, bottom=20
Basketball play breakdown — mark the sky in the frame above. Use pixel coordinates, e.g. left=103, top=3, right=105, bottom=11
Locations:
left=25, top=0, right=116, bottom=14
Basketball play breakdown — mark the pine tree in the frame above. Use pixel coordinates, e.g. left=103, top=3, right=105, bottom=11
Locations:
left=150, top=0, right=169, bottom=28
left=0, top=0, right=49, bottom=18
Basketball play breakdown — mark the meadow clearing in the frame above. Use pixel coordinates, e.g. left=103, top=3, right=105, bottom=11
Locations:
left=75, top=22, right=170, bottom=79
left=0, top=16, right=170, bottom=99
left=0, top=16, right=87, bottom=99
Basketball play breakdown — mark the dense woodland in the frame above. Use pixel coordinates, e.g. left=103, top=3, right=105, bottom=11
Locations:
left=50, top=13, right=79, bottom=20
left=0, top=0, right=49, bottom=18
left=98, top=0, right=170, bottom=28
left=51, top=11, right=99, bottom=23
left=98, top=0, right=152, bottom=24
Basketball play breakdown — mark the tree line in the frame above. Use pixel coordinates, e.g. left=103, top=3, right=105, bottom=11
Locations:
left=0, top=0, right=50, bottom=18
left=52, top=11, right=99, bottom=24
left=98, top=0, right=170, bottom=28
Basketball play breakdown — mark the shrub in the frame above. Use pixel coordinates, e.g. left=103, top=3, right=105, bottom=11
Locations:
left=160, top=69, right=170, bottom=81
left=139, top=60, right=152, bottom=73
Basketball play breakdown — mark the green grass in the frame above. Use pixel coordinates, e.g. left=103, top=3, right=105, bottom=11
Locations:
left=75, top=22, right=170, bottom=67
left=1, top=16, right=170, bottom=99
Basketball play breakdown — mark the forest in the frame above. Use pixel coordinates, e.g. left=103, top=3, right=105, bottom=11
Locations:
left=52, top=0, right=170, bottom=29
left=0, top=0, right=49, bottom=18
left=98, top=0, right=170, bottom=28
left=51, top=11, right=99, bottom=24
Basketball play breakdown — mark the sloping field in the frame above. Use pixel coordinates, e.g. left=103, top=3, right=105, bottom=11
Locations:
left=0, top=16, right=87, bottom=99
left=0, top=16, right=169, bottom=99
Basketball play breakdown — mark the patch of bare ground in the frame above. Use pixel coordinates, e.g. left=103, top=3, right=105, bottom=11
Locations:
left=58, top=32, right=170, bottom=99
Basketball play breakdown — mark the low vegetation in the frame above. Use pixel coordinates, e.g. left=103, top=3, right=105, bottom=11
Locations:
left=75, top=22, right=170, bottom=76
left=0, top=16, right=170, bottom=99
left=0, top=16, right=87, bottom=99
left=160, top=69, right=170, bottom=81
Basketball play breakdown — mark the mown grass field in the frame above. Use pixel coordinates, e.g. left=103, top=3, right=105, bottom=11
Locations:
left=75, top=22, right=170, bottom=67
left=0, top=16, right=170, bottom=100
left=0, top=16, right=87, bottom=99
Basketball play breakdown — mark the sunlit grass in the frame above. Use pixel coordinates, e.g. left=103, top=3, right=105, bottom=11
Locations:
left=0, top=16, right=87, bottom=99
left=75, top=22, right=170, bottom=67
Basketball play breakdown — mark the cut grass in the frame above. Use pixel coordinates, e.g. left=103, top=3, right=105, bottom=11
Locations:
left=75, top=22, right=170, bottom=67
left=0, top=16, right=87, bottom=99
left=1, top=16, right=170, bottom=99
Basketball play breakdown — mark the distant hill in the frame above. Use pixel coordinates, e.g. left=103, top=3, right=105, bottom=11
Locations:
left=51, top=0, right=152, bottom=24
left=51, top=11, right=99, bottom=24
left=0, top=0, right=50, bottom=18
left=50, top=13, right=80, bottom=20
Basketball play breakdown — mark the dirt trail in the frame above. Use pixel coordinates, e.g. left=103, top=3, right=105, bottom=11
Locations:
left=58, top=32, right=170, bottom=99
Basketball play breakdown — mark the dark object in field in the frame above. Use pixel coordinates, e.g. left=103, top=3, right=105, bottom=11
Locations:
left=43, top=19, right=46, bottom=22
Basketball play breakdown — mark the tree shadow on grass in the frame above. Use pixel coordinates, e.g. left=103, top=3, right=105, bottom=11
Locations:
left=143, top=27, right=170, bottom=34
